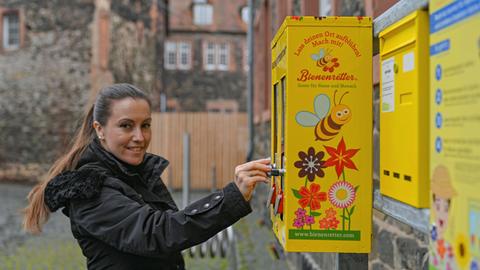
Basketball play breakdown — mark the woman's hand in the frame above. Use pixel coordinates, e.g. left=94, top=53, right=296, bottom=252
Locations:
left=234, top=158, right=271, bottom=201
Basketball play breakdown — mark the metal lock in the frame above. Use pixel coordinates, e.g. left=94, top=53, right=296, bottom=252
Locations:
left=268, top=163, right=286, bottom=177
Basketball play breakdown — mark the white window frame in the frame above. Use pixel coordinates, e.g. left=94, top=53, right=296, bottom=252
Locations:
left=164, top=41, right=192, bottom=70
left=204, top=42, right=216, bottom=70
left=177, top=42, right=191, bottom=70
left=217, top=43, right=229, bottom=71
left=164, top=41, right=177, bottom=70
left=204, top=41, right=230, bottom=71
left=193, top=3, right=213, bottom=26
left=3, top=12, right=20, bottom=50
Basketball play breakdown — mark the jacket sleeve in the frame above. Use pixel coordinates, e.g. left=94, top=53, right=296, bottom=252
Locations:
left=69, top=182, right=251, bottom=257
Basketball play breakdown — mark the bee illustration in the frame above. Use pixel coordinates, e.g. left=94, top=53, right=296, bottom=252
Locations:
left=295, top=90, right=351, bottom=141
left=310, top=48, right=340, bottom=73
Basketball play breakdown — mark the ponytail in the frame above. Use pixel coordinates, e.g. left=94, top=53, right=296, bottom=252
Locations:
left=22, top=105, right=96, bottom=233
left=23, top=83, right=151, bottom=233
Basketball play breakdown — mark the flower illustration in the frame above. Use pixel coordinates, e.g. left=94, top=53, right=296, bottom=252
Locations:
left=294, top=147, right=326, bottom=182
left=298, top=183, right=327, bottom=210
left=329, top=217, right=340, bottom=229
left=295, top=208, right=307, bottom=217
left=455, top=234, right=470, bottom=268
left=328, top=181, right=356, bottom=209
left=437, top=239, right=446, bottom=259
left=324, top=137, right=359, bottom=178
left=325, top=207, right=337, bottom=218
left=319, top=207, right=339, bottom=230
left=293, top=218, right=305, bottom=228
left=319, top=218, right=330, bottom=229
left=319, top=215, right=340, bottom=230
left=305, top=216, right=315, bottom=225
left=292, top=207, right=315, bottom=229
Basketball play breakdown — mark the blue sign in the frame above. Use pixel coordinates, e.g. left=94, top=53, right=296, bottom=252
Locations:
left=435, top=137, right=443, bottom=153
left=430, top=0, right=480, bottom=33
left=436, top=88, right=442, bottom=105
left=436, top=64, right=442, bottom=81
left=436, top=112, right=443, bottom=128
left=430, top=39, right=451, bottom=56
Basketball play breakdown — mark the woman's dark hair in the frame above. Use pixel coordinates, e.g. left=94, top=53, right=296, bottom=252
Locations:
left=23, top=83, right=151, bottom=233
left=94, top=83, right=151, bottom=125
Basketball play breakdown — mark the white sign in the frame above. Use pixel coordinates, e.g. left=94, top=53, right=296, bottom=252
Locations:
left=382, top=58, right=395, bottom=112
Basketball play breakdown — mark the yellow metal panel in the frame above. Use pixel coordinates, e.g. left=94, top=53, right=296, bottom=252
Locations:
left=269, top=16, right=372, bottom=253
left=379, top=10, right=430, bottom=208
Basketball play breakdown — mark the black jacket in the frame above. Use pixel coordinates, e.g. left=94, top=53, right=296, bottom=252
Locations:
left=44, top=139, right=252, bottom=270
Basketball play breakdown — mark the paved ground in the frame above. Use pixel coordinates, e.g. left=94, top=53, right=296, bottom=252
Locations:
left=0, top=183, right=289, bottom=270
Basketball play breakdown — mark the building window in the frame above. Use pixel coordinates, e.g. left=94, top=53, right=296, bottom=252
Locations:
left=164, top=41, right=192, bottom=70
left=217, top=43, right=229, bottom=70
left=193, top=0, right=213, bottom=26
left=178, top=42, right=192, bottom=70
left=319, top=0, right=332, bottom=16
left=205, top=42, right=216, bottom=70
left=165, top=42, right=177, bottom=69
left=2, top=12, right=20, bottom=50
left=204, top=42, right=230, bottom=71
left=240, top=6, right=249, bottom=24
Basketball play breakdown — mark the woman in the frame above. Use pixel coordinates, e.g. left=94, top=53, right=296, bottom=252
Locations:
left=23, top=83, right=271, bottom=270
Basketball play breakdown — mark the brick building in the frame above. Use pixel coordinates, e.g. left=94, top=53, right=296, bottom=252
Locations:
left=163, top=0, right=249, bottom=112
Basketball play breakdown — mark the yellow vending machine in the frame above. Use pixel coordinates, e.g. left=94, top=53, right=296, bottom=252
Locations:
left=379, top=10, right=430, bottom=208
left=429, top=1, right=480, bottom=269
left=268, top=16, right=372, bottom=253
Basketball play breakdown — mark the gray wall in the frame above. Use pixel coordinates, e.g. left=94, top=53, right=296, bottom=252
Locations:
left=0, top=1, right=94, bottom=167
left=0, top=0, right=161, bottom=177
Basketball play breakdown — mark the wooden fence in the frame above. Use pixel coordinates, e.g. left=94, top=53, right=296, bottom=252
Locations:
left=148, top=112, right=248, bottom=190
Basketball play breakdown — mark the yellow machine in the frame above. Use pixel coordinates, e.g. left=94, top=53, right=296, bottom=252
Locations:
left=268, top=16, right=372, bottom=253
left=379, top=10, right=430, bottom=208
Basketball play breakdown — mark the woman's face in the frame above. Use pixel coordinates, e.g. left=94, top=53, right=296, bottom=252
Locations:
left=94, top=98, right=152, bottom=166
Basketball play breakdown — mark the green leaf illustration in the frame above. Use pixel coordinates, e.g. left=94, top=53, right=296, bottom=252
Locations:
left=311, top=212, right=321, bottom=217
left=354, top=185, right=360, bottom=192
left=292, top=188, right=302, bottom=199
left=349, top=205, right=356, bottom=216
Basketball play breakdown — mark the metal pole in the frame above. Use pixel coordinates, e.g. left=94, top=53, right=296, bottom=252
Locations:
left=182, top=132, right=190, bottom=208
left=227, top=226, right=238, bottom=270
left=246, top=0, right=255, bottom=162
left=160, top=93, right=167, bottom=112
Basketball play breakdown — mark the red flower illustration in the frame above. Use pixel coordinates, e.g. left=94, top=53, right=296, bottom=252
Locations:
left=324, top=137, right=359, bottom=178
left=298, top=183, right=327, bottom=210
left=328, top=217, right=340, bottom=229
left=325, top=207, right=337, bottom=218
left=319, top=218, right=330, bottom=229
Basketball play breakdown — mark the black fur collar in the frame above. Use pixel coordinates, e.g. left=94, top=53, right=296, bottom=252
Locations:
left=44, top=166, right=107, bottom=212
